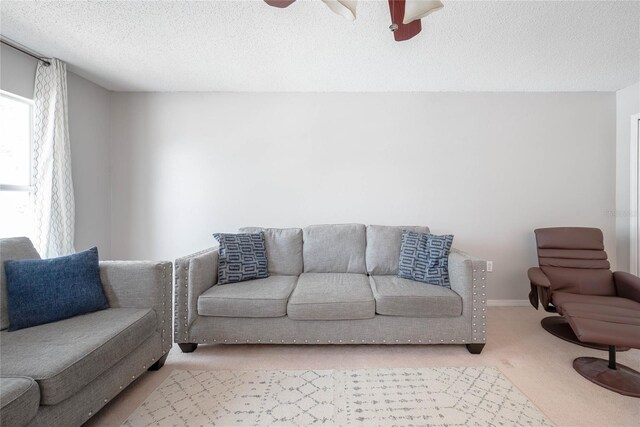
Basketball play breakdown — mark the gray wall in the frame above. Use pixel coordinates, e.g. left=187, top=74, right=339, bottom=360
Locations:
left=66, top=73, right=112, bottom=256
left=1, top=44, right=112, bottom=258
left=110, top=92, right=617, bottom=301
left=615, top=82, right=640, bottom=272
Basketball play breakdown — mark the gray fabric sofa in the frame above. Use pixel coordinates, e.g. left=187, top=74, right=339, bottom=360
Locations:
left=0, top=237, right=172, bottom=427
left=175, top=224, right=488, bottom=354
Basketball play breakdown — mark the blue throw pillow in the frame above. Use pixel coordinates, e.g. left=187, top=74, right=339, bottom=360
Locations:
left=4, top=247, right=109, bottom=331
left=398, top=231, right=454, bottom=287
left=213, top=232, right=269, bottom=285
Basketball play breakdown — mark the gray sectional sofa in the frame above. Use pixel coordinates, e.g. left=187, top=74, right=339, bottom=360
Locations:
left=0, top=237, right=172, bottom=427
left=175, top=224, right=488, bottom=354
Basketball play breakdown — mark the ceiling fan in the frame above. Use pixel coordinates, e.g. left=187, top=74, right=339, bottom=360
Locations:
left=264, top=0, right=444, bottom=42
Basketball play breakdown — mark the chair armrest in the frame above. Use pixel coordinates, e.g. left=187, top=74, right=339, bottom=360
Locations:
left=448, top=248, right=488, bottom=345
left=614, top=271, right=640, bottom=303
left=528, top=267, right=550, bottom=288
left=100, top=261, right=173, bottom=354
left=527, top=267, right=552, bottom=310
left=174, top=248, right=218, bottom=344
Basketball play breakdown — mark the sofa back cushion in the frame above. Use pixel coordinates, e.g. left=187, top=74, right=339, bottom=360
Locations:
left=239, top=227, right=303, bottom=275
left=366, top=225, right=430, bottom=275
left=303, top=224, right=366, bottom=273
left=0, top=237, right=41, bottom=331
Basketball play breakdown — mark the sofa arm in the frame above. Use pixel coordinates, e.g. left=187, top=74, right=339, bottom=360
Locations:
left=174, top=248, right=218, bottom=344
left=448, top=249, right=488, bottom=345
left=100, top=261, right=173, bottom=354
left=614, top=271, right=640, bottom=303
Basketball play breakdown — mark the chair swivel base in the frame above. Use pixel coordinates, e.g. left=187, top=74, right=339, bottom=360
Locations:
left=574, top=356, right=640, bottom=398
left=541, top=317, right=629, bottom=351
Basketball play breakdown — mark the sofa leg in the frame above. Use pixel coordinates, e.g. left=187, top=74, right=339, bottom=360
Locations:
left=178, top=343, right=198, bottom=353
left=148, top=353, right=168, bottom=371
left=466, top=344, right=485, bottom=354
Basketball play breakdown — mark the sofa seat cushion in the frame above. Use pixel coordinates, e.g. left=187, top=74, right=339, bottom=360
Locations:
left=370, top=276, right=463, bottom=317
left=198, top=275, right=297, bottom=318
left=1, top=376, right=39, bottom=427
left=0, top=308, right=155, bottom=405
left=287, top=273, right=375, bottom=320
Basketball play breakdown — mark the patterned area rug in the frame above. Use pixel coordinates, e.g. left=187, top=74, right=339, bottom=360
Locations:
left=123, top=367, right=553, bottom=426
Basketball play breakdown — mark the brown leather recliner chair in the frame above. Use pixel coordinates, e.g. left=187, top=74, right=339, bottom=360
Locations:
left=528, top=227, right=640, bottom=397
left=528, top=227, right=638, bottom=347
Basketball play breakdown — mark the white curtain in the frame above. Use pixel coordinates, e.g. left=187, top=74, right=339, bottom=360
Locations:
left=32, top=58, right=75, bottom=257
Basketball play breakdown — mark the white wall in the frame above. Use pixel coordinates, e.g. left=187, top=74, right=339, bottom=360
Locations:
left=110, top=92, right=617, bottom=301
left=0, top=45, right=112, bottom=257
left=615, top=82, right=640, bottom=272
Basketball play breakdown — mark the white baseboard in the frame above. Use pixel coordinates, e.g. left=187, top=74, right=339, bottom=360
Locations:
left=487, top=299, right=530, bottom=307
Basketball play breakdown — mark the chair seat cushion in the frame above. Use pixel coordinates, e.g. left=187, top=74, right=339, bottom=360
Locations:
left=198, top=275, right=297, bottom=318
left=370, top=275, right=463, bottom=317
left=0, top=308, right=155, bottom=405
left=287, top=273, right=375, bottom=320
left=0, top=376, right=39, bottom=427
left=552, top=291, right=640, bottom=314
left=562, top=301, right=640, bottom=349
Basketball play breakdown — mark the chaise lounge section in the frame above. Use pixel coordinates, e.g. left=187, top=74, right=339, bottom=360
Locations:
left=175, top=224, right=488, bottom=354
left=0, top=237, right=173, bottom=427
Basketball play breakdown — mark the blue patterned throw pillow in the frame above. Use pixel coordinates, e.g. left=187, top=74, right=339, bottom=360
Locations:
left=213, top=232, right=269, bottom=285
left=4, top=247, right=109, bottom=331
left=398, top=231, right=454, bottom=287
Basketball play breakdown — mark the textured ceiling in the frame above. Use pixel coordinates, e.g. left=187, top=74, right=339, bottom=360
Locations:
left=1, top=0, right=639, bottom=92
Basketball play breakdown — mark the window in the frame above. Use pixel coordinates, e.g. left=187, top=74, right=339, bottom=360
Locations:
left=0, top=91, right=34, bottom=239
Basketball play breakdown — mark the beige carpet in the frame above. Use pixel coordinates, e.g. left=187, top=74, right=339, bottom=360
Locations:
left=122, top=367, right=551, bottom=426
left=86, top=307, right=640, bottom=427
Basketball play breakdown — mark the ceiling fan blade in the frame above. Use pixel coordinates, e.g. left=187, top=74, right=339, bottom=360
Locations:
left=322, top=0, right=358, bottom=21
left=403, top=0, right=443, bottom=24
left=388, top=0, right=422, bottom=42
left=264, top=0, right=297, bottom=8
